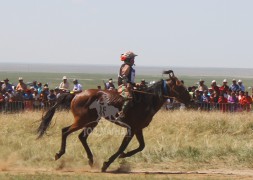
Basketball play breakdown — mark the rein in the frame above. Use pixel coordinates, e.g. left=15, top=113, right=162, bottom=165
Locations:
left=132, top=89, right=175, bottom=99
left=132, top=80, right=176, bottom=99
left=131, top=79, right=182, bottom=99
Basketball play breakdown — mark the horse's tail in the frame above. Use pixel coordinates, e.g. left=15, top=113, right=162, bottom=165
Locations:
left=36, top=93, right=75, bottom=139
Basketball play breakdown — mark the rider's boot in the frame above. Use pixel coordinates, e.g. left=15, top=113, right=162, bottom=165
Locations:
left=116, top=100, right=130, bottom=122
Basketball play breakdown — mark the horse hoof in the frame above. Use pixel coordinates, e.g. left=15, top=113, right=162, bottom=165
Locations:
left=101, top=162, right=109, bottom=172
left=88, top=159, right=94, bottom=167
left=55, top=153, right=60, bottom=160
left=119, top=152, right=126, bottom=158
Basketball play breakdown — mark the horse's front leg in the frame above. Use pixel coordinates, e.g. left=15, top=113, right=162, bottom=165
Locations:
left=101, top=132, right=134, bottom=172
left=78, top=122, right=98, bottom=167
left=55, top=124, right=81, bottom=160
left=119, top=129, right=145, bottom=158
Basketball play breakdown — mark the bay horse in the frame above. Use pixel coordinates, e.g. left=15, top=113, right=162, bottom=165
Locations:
left=37, top=70, right=192, bottom=172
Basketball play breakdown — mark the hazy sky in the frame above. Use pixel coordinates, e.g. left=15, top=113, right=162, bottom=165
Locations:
left=0, top=0, right=252, bottom=68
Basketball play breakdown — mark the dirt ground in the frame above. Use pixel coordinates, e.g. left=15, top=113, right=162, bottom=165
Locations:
left=1, top=166, right=253, bottom=179
left=1, top=157, right=253, bottom=179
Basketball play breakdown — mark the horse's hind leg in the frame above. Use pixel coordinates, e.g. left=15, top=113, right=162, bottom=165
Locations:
left=55, top=124, right=81, bottom=160
left=101, top=132, right=134, bottom=172
left=78, top=123, right=98, bottom=167
left=119, top=129, right=145, bottom=158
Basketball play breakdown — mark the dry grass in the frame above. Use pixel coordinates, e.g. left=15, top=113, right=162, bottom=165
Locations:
left=1, top=109, right=253, bottom=174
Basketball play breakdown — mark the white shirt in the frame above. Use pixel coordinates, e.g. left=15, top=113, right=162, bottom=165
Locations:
left=73, top=83, right=83, bottom=92
left=59, top=81, right=70, bottom=90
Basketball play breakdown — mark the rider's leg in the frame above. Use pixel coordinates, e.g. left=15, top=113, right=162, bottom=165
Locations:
left=117, top=83, right=132, bottom=121
left=118, top=99, right=129, bottom=117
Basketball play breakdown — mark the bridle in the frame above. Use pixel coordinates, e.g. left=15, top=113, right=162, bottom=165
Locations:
left=131, top=79, right=177, bottom=99
left=130, top=70, right=186, bottom=100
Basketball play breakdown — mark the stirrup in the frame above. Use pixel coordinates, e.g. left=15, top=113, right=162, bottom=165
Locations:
left=116, top=111, right=125, bottom=121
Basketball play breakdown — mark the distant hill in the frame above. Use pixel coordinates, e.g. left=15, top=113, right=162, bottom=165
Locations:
left=1, top=63, right=253, bottom=78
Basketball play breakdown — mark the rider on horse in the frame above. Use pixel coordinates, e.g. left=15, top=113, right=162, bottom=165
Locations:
left=117, top=51, right=137, bottom=121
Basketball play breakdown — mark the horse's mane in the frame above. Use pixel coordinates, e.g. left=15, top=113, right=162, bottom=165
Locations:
left=146, top=79, right=164, bottom=98
left=133, top=79, right=164, bottom=103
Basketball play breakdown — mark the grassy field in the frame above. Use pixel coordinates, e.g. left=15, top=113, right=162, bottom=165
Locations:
left=1, top=110, right=253, bottom=179
left=1, top=71, right=253, bottom=95
left=1, top=70, right=253, bottom=179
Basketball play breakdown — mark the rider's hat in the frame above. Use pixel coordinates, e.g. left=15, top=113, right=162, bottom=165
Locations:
left=120, top=51, right=137, bottom=61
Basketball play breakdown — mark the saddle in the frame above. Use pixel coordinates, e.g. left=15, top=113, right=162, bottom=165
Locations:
left=97, top=90, right=125, bottom=108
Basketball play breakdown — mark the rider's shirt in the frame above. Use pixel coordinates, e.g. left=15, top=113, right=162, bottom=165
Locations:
left=118, top=64, right=135, bottom=86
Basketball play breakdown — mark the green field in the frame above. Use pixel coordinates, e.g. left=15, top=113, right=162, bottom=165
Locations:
left=1, top=71, right=253, bottom=94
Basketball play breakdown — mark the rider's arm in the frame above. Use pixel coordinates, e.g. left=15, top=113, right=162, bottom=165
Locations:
left=121, top=64, right=130, bottom=77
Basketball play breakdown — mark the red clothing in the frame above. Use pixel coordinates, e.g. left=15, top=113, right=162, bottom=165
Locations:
left=239, top=96, right=252, bottom=105
left=212, top=85, right=220, bottom=95
left=218, top=96, right=228, bottom=112
left=219, top=85, right=229, bottom=94
left=240, top=96, right=252, bottom=112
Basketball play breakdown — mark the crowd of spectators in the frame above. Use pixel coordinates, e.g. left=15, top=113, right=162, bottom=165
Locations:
left=0, top=76, right=129, bottom=112
left=0, top=76, right=84, bottom=112
left=1, top=75, right=252, bottom=113
left=187, top=79, right=252, bottom=112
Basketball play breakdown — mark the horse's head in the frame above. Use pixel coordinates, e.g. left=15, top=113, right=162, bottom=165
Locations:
left=163, top=70, right=192, bottom=107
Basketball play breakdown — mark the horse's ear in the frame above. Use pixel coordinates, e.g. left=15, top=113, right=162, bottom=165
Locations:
left=163, top=70, right=174, bottom=78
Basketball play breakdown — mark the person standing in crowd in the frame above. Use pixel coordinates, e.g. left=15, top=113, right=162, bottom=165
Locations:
left=238, top=91, right=244, bottom=101
left=226, top=89, right=232, bottom=100
left=219, top=79, right=229, bottom=96
left=59, top=76, right=70, bottom=91
left=14, top=89, right=24, bottom=102
left=40, top=86, right=50, bottom=108
left=228, top=91, right=239, bottom=112
left=2, top=78, right=13, bottom=92
left=237, top=79, right=245, bottom=92
left=198, top=79, right=208, bottom=92
left=201, top=90, right=210, bottom=110
left=239, top=91, right=252, bottom=112
left=218, top=94, right=228, bottom=112
left=54, top=87, right=61, bottom=98
left=211, top=80, right=220, bottom=96
left=189, top=86, right=197, bottom=100
left=31, top=80, right=39, bottom=91
left=23, top=89, right=33, bottom=100
left=72, top=79, right=83, bottom=94
left=105, top=78, right=115, bottom=90
left=194, top=89, right=203, bottom=110
left=6, top=89, right=15, bottom=102
left=23, top=89, right=34, bottom=110
left=47, top=89, right=57, bottom=106
left=32, top=89, right=41, bottom=109
left=229, top=79, right=240, bottom=92
left=37, top=82, right=43, bottom=95
left=16, top=77, right=27, bottom=93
